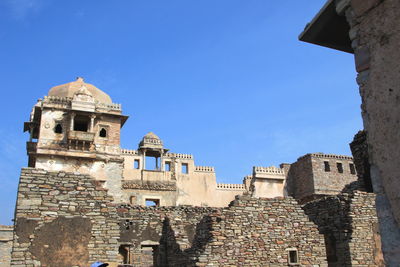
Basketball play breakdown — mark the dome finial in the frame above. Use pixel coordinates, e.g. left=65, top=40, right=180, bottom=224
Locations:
left=76, top=77, right=84, bottom=82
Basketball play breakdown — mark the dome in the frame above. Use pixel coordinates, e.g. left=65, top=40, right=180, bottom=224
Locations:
left=48, top=77, right=112, bottom=104
left=143, top=132, right=161, bottom=140
left=139, top=132, right=163, bottom=149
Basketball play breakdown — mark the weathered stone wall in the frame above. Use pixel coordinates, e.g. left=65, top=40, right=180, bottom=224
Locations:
left=302, top=191, right=383, bottom=266
left=336, top=0, right=400, bottom=264
left=11, top=168, right=120, bottom=267
left=350, top=130, right=373, bottom=192
left=286, top=154, right=357, bottom=203
left=117, top=195, right=328, bottom=267
left=285, top=155, right=314, bottom=201
left=0, top=225, right=13, bottom=267
left=309, top=154, right=357, bottom=195
left=196, top=195, right=327, bottom=267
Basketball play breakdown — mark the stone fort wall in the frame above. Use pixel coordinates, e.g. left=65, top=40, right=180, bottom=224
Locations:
left=11, top=168, right=329, bottom=267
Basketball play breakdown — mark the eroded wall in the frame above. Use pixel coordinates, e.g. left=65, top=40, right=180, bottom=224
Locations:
left=303, top=191, right=383, bottom=266
left=11, top=168, right=120, bottom=267
left=116, top=195, right=328, bottom=267
left=339, top=0, right=400, bottom=263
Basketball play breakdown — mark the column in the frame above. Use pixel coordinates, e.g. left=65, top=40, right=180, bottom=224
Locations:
left=70, top=113, right=76, bottom=131
left=142, top=149, right=146, bottom=170
left=160, top=149, right=164, bottom=171
left=90, top=114, right=96, bottom=132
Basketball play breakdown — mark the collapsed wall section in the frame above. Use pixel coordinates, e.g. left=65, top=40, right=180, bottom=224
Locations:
left=302, top=191, right=384, bottom=266
left=11, top=168, right=120, bottom=267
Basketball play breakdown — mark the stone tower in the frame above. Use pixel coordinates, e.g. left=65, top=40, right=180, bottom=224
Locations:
left=24, top=77, right=128, bottom=199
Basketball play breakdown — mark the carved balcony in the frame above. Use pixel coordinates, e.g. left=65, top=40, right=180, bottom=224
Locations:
left=67, top=130, right=95, bottom=142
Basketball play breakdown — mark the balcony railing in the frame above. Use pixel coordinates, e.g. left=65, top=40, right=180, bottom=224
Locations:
left=67, top=131, right=95, bottom=142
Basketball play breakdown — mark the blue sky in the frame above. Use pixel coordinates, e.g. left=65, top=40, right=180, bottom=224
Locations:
left=0, top=0, right=361, bottom=224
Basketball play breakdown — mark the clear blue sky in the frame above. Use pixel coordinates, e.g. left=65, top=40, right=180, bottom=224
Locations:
left=0, top=0, right=361, bottom=224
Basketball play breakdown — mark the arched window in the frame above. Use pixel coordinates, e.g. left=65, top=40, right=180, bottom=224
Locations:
left=54, top=124, right=63, bottom=134
left=99, top=128, right=107, bottom=138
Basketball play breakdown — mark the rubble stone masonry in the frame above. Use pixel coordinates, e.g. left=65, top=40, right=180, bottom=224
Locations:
left=12, top=168, right=329, bottom=267
left=303, top=191, right=383, bottom=266
left=0, top=225, right=13, bottom=267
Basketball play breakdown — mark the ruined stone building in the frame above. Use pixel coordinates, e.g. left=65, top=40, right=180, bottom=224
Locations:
left=300, top=0, right=400, bottom=264
left=4, top=78, right=384, bottom=266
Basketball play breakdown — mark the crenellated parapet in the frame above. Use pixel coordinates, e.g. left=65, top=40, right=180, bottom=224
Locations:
left=195, top=166, right=215, bottom=172
left=165, top=152, right=193, bottom=159
left=253, top=166, right=285, bottom=175
left=121, top=149, right=139, bottom=155
left=217, top=183, right=246, bottom=191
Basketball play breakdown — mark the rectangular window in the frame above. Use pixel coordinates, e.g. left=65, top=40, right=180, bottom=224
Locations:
left=182, top=163, right=188, bottom=174
left=134, top=159, right=140, bottom=169
left=145, top=199, right=160, bottom=207
left=165, top=161, right=171, bottom=171
left=349, top=163, right=356, bottom=175
left=324, top=161, right=330, bottom=172
left=337, top=162, right=343, bottom=173
left=288, top=249, right=298, bottom=264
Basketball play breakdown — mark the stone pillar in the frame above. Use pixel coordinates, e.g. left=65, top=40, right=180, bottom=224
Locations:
left=70, top=113, right=76, bottom=131
left=160, top=150, right=164, bottom=171
left=142, top=149, right=146, bottom=170
left=90, top=114, right=96, bottom=132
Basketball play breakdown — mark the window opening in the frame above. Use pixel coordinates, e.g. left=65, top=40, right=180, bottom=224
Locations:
left=337, top=162, right=343, bottom=173
left=119, top=245, right=131, bottom=265
left=324, top=161, right=330, bottom=172
left=145, top=156, right=159, bottom=170
left=145, top=199, right=160, bottom=207
left=182, top=163, right=188, bottom=174
left=165, top=161, right=171, bottom=171
left=324, top=233, right=338, bottom=265
left=134, top=159, right=140, bottom=169
left=288, top=249, right=298, bottom=264
left=54, top=124, right=63, bottom=134
left=141, top=245, right=160, bottom=267
left=99, top=128, right=107, bottom=137
left=349, top=163, right=356, bottom=174
left=74, top=115, right=89, bottom=132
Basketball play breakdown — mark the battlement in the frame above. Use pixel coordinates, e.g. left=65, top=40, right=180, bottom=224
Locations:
left=216, top=183, right=246, bottom=190
left=195, top=166, right=215, bottom=172
left=299, top=153, right=354, bottom=161
left=165, top=152, right=193, bottom=159
left=253, top=166, right=285, bottom=175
